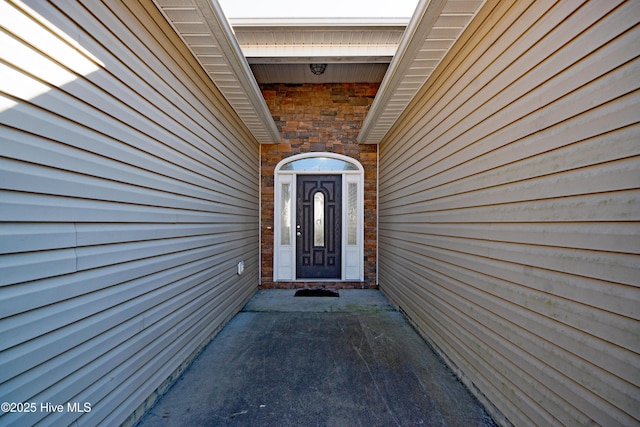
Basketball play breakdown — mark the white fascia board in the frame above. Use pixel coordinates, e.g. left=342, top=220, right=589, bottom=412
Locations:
left=358, top=0, right=486, bottom=144
left=246, top=56, right=393, bottom=65
left=179, top=0, right=280, bottom=143
left=228, top=17, right=411, bottom=27
left=240, top=45, right=399, bottom=59
left=358, top=0, right=448, bottom=144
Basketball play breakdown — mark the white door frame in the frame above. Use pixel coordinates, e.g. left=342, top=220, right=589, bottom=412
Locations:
left=273, top=152, right=364, bottom=281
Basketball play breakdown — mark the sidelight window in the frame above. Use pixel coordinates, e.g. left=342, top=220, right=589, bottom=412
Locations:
left=347, top=183, right=357, bottom=245
left=280, top=183, right=291, bottom=245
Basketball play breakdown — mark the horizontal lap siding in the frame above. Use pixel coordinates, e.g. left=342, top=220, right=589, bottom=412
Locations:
left=0, top=1, right=258, bottom=426
left=378, top=1, right=640, bottom=426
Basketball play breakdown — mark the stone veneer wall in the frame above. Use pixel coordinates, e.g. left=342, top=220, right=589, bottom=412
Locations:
left=260, top=83, right=379, bottom=289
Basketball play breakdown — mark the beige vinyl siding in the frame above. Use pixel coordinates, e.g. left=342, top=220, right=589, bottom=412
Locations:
left=378, top=0, right=640, bottom=426
left=0, top=1, right=258, bottom=426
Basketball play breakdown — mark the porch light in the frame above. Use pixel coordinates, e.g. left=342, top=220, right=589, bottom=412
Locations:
left=309, top=63, right=327, bottom=75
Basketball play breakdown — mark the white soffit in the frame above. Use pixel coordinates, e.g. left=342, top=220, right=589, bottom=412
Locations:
left=358, top=0, right=486, bottom=144
left=230, top=17, right=407, bottom=85
left=230, top=18, right=407, bottom=64
left=153, top=0, right=281, bottom=144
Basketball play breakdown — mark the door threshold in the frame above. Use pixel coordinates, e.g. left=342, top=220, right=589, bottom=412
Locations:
left=260, top=281, right=366, bottom=290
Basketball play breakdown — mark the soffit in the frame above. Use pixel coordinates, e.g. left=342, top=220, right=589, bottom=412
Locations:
left=153, top=0, right=281, bottom=144
left=233, top=19, right=407, bottom=58
left=231, top=18, right=405, bottom=84
left=358, top=0, right=485, bottom=143
left=153, top=0, right=485, bottom=145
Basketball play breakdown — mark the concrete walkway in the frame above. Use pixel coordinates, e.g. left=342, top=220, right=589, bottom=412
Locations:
left=137, top=290, right=495, bottom=426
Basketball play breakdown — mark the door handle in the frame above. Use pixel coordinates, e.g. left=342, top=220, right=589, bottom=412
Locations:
left=296, top=224, right=301, bottom=237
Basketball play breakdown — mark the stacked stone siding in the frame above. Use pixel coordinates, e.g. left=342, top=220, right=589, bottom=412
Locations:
left=260, top=83, right=379, bottom=288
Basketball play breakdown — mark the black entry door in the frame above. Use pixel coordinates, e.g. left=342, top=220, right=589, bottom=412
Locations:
left=296, top=175, right=341, bottom=279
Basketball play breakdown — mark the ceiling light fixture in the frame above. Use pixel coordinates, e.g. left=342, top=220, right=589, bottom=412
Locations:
left=309, top=64, right=327, bottom=75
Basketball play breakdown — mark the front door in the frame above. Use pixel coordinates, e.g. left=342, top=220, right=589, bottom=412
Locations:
left=296, top=175, right=341, bottom=279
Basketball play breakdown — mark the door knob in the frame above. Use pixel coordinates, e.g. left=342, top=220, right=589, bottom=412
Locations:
left=296, top=231, right=302, bottom=237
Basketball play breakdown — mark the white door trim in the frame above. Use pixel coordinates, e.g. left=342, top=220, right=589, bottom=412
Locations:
left=273, top=153, right=364, bottom=281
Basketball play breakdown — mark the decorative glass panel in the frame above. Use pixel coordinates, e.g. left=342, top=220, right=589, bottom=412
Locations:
left=313, top=192, right=324, bottom=246
left=347, top=183, right=357, bottom=245
left=280, top=183, right=291, bottom=245
left=281, top=157, right=358, bottom=171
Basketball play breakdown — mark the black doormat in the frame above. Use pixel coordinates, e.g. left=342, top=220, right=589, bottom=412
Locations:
left=294, top=288, right=339, bottom=297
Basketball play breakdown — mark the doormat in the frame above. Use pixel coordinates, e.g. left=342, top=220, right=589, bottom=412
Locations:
left=294, top=288, right=339, bottom=297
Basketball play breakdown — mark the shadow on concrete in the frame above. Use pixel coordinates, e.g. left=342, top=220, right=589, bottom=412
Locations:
left=137, top=290, right=496, bottom=426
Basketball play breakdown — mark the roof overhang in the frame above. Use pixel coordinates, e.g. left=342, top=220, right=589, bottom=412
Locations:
left=358, top=0, right=485, bottom=144
left=154, top=0, right=281, bottom=144
left=231, top=17, right=407, bottom=64
left=153, top=0, right=485, bottom=145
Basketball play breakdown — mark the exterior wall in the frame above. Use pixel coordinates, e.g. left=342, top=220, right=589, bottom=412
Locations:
left=378, top=1, right=640, bottom=426
left=0, top=1, right=259, bottom=426
left=260, top=83, right=378, bottom=288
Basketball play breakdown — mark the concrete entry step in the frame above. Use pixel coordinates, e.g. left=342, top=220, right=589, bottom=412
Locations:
left=244, top=289, right=396, bottom=313
left=260, top=281, right=372, bottom=290
left=136, top=290, right=496, bottom=427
